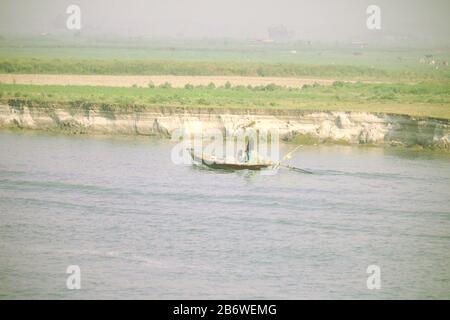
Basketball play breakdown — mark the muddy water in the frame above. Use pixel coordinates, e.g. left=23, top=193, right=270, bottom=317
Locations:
left=0, top=131, right=449, bottom=299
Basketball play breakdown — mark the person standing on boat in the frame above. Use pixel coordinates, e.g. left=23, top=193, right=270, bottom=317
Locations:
left=244, top=136, right=256, bottom=163
left=237, top=127, right=256, bottom=163
left=244, top=140, right=250, bottom=162
left=237, top=138, right=253, bottom=163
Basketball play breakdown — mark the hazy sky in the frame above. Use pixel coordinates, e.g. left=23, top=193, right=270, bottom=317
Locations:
left=0, top=0, right=449, bottom=42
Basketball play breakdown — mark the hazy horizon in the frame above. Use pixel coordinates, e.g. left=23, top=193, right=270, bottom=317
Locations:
left=0, top=0, right=449, bottom=45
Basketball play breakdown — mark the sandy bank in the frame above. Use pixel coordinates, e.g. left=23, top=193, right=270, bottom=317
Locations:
left=0, top=101, right=449, bottom=150
left=0, top=74, right=335, bottom=88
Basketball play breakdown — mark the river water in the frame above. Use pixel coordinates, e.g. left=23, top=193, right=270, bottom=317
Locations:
left=0, top=130, right=449, bottom=299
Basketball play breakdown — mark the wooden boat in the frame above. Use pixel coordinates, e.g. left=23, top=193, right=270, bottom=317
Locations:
left=189, top=149, right=273, bottom=171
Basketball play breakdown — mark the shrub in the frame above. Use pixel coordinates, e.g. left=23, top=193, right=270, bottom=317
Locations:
left=263, top=83, right=278, bottom=91
left=332, top=81, right=345, bottom=87
left=159, top=82, right=172, bottom=89
left=256, top=67, right=266, bottom=76
left=197, top=98, right=210, bottom=105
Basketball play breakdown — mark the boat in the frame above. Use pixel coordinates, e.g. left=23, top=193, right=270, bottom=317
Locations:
left=188, top=147, right=313, bottom=174
left=188, top=149, right=273, bottom=171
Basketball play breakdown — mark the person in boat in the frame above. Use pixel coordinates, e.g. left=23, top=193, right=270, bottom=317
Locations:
left=238, top=138, right=254, bottom=163
left=245, top=140, right=250, bottom=162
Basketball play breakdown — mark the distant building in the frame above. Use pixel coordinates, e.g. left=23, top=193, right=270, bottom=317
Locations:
left=267, top=25, right=292, bottom=42
left=351, top=41, right=368, bottom=48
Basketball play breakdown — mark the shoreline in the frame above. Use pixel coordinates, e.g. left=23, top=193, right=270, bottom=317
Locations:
left=1, top=102, right=449, bottom=151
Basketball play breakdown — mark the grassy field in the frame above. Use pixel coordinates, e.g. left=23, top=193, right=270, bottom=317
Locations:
left=1, top=57, right=449, bottom=82
left=1, top=37, right=449, bottom=82
left=1, top=37, right=449, bottom=66
left=0, top=38, right=449, bottom=119
left=1, top=82, right=449, bottom=119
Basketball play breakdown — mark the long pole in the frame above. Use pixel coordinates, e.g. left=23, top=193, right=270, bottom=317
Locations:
left=278, top=163, right=313, bottom=174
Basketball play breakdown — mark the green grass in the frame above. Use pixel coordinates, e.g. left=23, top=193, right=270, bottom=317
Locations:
left=1, top=38, right=449, bottom=81
left=1, top=39, right=448, bottom=118
left=1, top=82, right=449, bottom=119
left=1, top=37, right=449, bottom=66
left=0, top=57, right=448, bottom=82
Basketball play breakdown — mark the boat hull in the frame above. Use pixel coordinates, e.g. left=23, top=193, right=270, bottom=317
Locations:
left=189, top=150, right=272, bottom=171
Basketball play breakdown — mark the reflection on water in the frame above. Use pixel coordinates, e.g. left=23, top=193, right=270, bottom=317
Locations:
left=0, top=130, right=449, bottom=299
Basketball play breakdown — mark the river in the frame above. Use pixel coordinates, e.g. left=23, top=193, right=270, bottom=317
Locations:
left=0, top=130, right=449, bottom=299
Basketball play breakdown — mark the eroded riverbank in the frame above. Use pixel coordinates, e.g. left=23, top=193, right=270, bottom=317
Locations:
left=0, top=102, right=449, bottom=150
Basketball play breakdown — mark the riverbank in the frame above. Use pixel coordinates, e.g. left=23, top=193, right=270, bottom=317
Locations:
left=1, top=78, right=449, bottom=150
left=1, top=82, right=449, bottom=119
left=1, top=101, right=449, bottom=150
